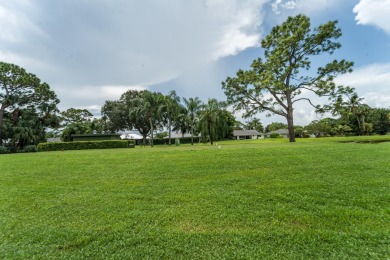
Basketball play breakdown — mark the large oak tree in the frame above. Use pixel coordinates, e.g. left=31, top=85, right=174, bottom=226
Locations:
left=0, top=62, right=60, bottom=148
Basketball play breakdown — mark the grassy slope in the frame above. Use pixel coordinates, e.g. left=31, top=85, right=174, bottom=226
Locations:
left=0, top=137, right=389, bottom=259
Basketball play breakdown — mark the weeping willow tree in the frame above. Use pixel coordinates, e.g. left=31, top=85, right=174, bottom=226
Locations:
left=198, top=98, right=234, bottom=145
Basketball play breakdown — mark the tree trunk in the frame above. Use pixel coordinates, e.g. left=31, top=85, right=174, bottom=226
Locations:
left=208, top=120, right=213, bottom=145
left=143, top=135, right=146, bottom=147
left=0, top=106, right=5, bottom=145
left=286, top=107, right=296, bottom=143
left=356, top=115, right=362, bottom=134
left=149, top=117, right=154, bottom=147
left=361, top=115, right=366, bottom=134
left=168, top=118, right=172, bottom=145
left=190, top=118, right=194, bottom=145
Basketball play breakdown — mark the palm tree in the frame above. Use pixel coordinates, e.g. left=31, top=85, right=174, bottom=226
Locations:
left=128, top=106, right=150, bottom=146
left=172, top=104, right=190, bottom=138
left=130, top=91, right=164, bottom=147
left=245, top=117, right=264, bottom=132
left=162, top=91, right=181, bottom=145
left=183, top=97, right=202, bottom=145
left=338, top=93, right=370, bottom=135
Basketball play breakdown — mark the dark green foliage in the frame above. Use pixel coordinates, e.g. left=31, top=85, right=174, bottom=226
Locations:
left=61, top=108, right=93, bottom=124
left=0, top=62, right=60, bottom=149
left=306, top=107, right=390, bottom=137
left=198, top=98, right=234, bottom=145
left=155, top=131, right=168, bottom=139
left=370, top=108, right=390, bottom=135
left=161, top=90, right=182, bottom=145
left=152, top=136, right=201, bottom=145
left=23, top=145, right=37, bottom=153
left=0, top=145, right=8, bottom=154
left=245, top=117, right=264, bottom=132
left=61, top=122, right=92, bottom=142
left=102, top=90, right=165, bottom=147
left=134, top=91, right=166, bottom=147
left=265, top=122, right=288, bottom=132
left=0, top=144, right=37, bottom=153
left=270, top=133, right=281, bottom=138
left=59, top=108, right=110, bottom=141
left=182, top=97, right=202, bottom=145
left=330, top=92, right=372, bottom=135
left=305, top=118, right=337, bottom=137
left=101, top=92, right=235, bottom=147
left=37, top=140, right=135, bottom=152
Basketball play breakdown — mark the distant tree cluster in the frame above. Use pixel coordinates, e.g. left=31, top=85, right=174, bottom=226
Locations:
left=101, top=90, right=235, bottom=146
left=304, top=107, right=390, bottom=137
left=60, top=108, right=106, bottom=141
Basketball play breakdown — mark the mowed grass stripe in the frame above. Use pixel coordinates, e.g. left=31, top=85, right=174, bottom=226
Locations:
left=0, top=138, right=389, bottom=258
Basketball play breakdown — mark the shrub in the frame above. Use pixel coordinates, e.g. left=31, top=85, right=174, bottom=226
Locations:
left=23, top=145, right=37, bottom=153
left=0, top=146, right=9, bottom=154
left=0, top=145, right=37, bottom=154
left=37, top=140, right=135, bottom=152
left=270, top=133, right=280, bottom=138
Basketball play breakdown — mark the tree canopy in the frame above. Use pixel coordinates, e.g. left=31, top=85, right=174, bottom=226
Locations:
left=198, top=98, right=234, bottom=145
left=222, top=15, right=354, bottom=142
left=0, top=62, right=60, bottom=149
left=183, top=97, right=202, bottom=145
left=59, top=108, right=106, bottom=142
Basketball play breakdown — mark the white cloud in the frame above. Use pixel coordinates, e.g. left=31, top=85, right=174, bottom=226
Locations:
left=55, top=84, right=148, bottom=116
left=207, top=0, right=266, bottom=59
left=353, top=0, right=390, bottom=35
left=0, top=2, right=44, bottom=43
left=271, top=0, right=339, bottom=15
left=0, top=0, right=268, bottom=111
left=336, top=63, right=390, bottom=108
left=272, top=0, right=297, bottom=14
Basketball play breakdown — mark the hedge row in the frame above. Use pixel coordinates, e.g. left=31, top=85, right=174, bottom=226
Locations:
left=37, top=140, right=135, bottom=152
left=0, top=145, right=37, bottom=154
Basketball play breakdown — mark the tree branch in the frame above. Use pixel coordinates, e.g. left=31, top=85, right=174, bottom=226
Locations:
left=292, top=97, right=317, bottom=108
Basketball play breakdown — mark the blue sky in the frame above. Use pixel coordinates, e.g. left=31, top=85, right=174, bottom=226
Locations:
left=0, top=0, right=389, bottom=126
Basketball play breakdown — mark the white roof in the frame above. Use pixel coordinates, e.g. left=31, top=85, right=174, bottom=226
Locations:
left=121, top=133, right=143, bottom=140
left=233, top=130, right=262, bottom=136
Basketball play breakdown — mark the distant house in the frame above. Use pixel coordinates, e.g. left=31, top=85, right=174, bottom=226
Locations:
left=120, top=132, right=143, bottom=140
left=264, top=128, right=289, bottom=138
left=164, top=132, right=194, bottom=139
left=233, top=130, right=263, bottom=140
left=46, top=138, right=61, bottom=143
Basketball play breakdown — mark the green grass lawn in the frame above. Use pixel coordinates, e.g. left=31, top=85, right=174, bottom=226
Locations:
left=1, top=137, right=389, bottom=259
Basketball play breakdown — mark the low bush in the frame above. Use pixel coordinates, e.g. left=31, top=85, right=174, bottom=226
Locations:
left=23, top=145, right=37, bottom=153
left=0, top=146, right=9, bottom=154
left=270, top=133, right=281, bottom=138
left=37, top=140, right=135, bottom=152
